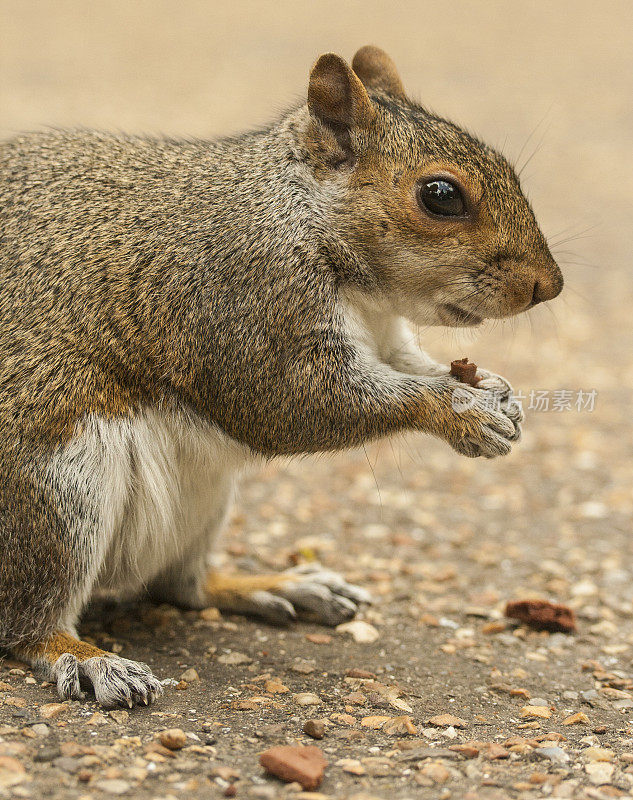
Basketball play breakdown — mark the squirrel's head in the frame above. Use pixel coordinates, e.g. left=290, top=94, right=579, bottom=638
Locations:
left=304, top=46, right=563, bottom=327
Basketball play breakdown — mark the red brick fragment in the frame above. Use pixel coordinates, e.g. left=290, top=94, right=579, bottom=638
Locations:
left=505, top=599, right=576, bottom=633
left=259, top=745, right=327, bottom=790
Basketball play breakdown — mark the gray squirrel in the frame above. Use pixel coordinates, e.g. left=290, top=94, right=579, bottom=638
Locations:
left=0, top=46, right=562, bottom=707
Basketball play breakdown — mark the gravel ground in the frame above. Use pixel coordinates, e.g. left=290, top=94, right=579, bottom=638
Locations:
left=1, top=2, right=632, bottom=799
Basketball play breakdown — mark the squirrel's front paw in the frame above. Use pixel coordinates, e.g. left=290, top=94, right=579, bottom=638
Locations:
left=441, top=374, right=522, bottom=459
left=474, top=368, right=523, bottom=438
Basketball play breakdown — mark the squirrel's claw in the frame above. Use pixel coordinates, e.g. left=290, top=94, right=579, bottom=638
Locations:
left=277, top=566, right=372, bottom=625
left=240, top=591, right=297, bottom=625
left=284, top=564, right=373, bottom=605
left=279, top=581, right=358, bottom=626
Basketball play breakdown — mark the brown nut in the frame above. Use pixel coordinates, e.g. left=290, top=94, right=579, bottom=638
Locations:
left=450, top=358, right=480, bottom=387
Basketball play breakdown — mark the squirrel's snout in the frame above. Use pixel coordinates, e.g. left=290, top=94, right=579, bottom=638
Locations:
left=486, top=256, right=564, bottom=318
left=530, top=261, right=564, bottom=307
left=530, top=275, right=562, bottom=306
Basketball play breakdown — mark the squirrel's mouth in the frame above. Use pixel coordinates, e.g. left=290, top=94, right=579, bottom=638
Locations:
left=439, top=303, right=484, bottom=327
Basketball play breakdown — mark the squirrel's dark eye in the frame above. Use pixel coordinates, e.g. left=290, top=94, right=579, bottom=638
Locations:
left=418, top=179, right=465, bottom=217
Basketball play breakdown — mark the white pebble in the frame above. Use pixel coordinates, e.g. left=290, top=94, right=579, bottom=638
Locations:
left=336, top=621, right=379, bottom=643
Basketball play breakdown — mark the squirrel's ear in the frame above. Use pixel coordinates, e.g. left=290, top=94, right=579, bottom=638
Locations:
left=308, top=53, right=375, bottom=135
left=352, top=45, right=406, bottom=100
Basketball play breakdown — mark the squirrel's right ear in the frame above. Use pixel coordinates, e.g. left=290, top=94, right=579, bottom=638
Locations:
left=308, top=53, right=375, bottom=147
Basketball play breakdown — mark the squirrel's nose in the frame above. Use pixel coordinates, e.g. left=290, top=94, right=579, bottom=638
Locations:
left=530, top=268, right=564, bottom=306
left=530, top=281, right=546, bottom=306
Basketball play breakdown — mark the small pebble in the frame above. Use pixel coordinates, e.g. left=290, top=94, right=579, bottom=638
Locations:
left=520, top=705, right=551, bottom=719
left=527, top=697, right=548, bottom=706
left=563, top=712, right=590, bottom=725
left=294, top=693, right=322, bottom=706
left=428, top=714, right=467, bottom=728
left=158, top=728, right=187, bottom=750
left=217, top=652, right=252, bottom=665
left=345, top=668, right=376, bottom=679
left=30, top=724, right=49, bottom=737
left=585, top=761, right=615, bottom=785
left=535, top=747, right=569, bottom=764
left=180, top=668, right=200, bottom=682
left=303, top=719, right=326, bottom=739
left=39, top=703, right=67, bottom=719
left=199, top=607, right=221, bottom=621
left=338, top=757, right=365, bottom=775
left=93, top=780, right=131, bottom=795
left=583, top=747, right=614, bottom=762
left=305, top=634, right=331, bottom=645
left=336, top=621, right=379, bottom=643
left=418, top=762, right=451, bottom=784
left=291, top=661, right=315, bottom=675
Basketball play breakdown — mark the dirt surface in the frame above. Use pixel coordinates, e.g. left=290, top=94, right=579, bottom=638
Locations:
left=1, top=2, right=632, bottom=798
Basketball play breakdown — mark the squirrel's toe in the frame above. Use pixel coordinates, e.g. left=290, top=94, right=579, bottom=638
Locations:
left=54, top=653, right=85, bottom=701
left=76, top=656, right=163, bottom=708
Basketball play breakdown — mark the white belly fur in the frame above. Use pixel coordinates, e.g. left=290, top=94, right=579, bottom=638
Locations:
left=99, top=408, right=253, bottom=596
left=48, top=408, right=253, bottom=604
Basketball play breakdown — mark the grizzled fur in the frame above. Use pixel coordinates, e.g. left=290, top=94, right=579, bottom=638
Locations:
left=0, top=47, right=561, bottom=675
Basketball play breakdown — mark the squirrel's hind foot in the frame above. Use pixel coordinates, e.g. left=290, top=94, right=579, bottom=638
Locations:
left=205, top=564, right=372, bottom=627
left=17, top=632, right=163, bottom=708
left=55, top=653, right=163, bottom=708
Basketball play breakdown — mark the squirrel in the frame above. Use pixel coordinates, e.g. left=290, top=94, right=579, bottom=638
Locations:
left=0, top=46, right=562, bottom=707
